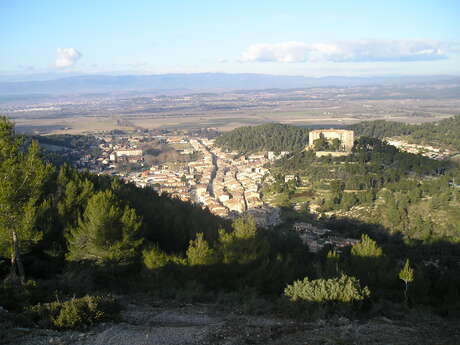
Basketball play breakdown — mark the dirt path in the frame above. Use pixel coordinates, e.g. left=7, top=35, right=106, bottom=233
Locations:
left=6, top=297, right=460, bottom=345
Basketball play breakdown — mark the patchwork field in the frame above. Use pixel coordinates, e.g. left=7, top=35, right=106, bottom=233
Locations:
left=3, top=84, right=459, bottom=134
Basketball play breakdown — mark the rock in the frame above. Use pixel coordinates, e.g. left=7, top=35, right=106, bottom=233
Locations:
left=316, top=319, right=327, bottom=327
left=336, top=316, right=351, bottom=325
left=376, top=316, right=393, bottom=324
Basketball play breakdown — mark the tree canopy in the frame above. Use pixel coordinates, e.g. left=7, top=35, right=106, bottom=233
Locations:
left=215, top=123, right=309, bottom=153
left=349, top=115, right=460, bottom=150
left=0, top=116, right=51, bottom=283
left=66, top=190, right=143, bottom=264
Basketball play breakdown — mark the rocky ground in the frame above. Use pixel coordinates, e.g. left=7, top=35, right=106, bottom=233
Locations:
left=3, top=296, right=460, bottom=345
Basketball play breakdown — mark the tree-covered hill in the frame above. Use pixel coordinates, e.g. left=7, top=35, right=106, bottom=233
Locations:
left=269, top=136, right=459, bottom=242
left=349, top=115, right=460, bottom=150
left=214, top=123, right=310, bottom=153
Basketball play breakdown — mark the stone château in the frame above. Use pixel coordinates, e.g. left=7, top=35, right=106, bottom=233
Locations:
left=308, top=129, right=354, bottom=151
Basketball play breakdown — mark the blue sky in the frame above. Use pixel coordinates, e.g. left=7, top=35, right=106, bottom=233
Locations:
left=1, top=0, right=459, bottom=77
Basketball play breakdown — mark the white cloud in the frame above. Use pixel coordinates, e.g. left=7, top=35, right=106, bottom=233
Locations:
left=55, top=48, right=82, bottom=68
left=240, top=40, right=456, bottom=63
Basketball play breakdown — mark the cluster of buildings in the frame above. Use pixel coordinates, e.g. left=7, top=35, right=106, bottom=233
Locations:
left=188, top=139, right=281, bottom=226
left=79, top=133, right=282, bottom=227
left=292, top=222, right=359, bottom=253
left=385, top=138, right=455, bottom=160
left=74, top=134, right=145, bottom=170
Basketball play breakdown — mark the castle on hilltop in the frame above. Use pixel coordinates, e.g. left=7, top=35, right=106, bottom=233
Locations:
left=308, top=129, right=354, bottom=155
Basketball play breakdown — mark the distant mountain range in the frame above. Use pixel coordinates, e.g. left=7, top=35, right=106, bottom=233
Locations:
left=0, top=73, right=459, bottom=95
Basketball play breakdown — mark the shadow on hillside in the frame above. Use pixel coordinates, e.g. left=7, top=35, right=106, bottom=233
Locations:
left=3, top=206, right=460, bottom=318
left=273, top=207, right=460, bottom=314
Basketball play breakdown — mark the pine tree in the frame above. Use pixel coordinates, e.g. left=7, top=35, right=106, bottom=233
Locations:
left=351, top=234, right=383, bottom=257
left=217, top=216, right=269, bottom=265
left=399, top=259, right=414, bottom=305
left=0, top=116, right=51, bottom=284
left=325, top=249, right=340, bottom=277
left=67, top=190, right=143, bottom=264
left=186, top=233, right=215, bottom=266
left=350, top=234, right=384, bottom=290
left=313, top=133, right=330, bottom=151
left=56, top=166, right=95, bottom=240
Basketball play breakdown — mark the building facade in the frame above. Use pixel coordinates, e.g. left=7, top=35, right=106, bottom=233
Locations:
left=308, top=129, right=354, bottom=151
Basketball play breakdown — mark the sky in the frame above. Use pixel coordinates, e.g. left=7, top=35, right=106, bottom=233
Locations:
left=1, top=0, right=459, bottom=78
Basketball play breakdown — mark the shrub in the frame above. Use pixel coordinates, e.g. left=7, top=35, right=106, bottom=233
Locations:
left=143, top=246, right=185, bottom=270
left=25, top=295, right=120, bottom=330
left=284, top=274, right=370, bottom=304
left=0, top=280, right=40, bottom=311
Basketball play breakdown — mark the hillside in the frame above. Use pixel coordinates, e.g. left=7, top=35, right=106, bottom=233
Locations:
left=349, top=115, right=460, bottom=151
left=268, top=136, right=459, bottom=242
left=214, top=123, right=310, bottom=153
left=1, top=116, right=460, bottom=342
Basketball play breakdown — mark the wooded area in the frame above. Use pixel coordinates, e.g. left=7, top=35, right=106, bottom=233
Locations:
left=1, top=116, right=459, bottom=335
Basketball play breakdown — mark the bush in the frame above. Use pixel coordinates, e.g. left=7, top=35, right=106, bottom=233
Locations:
left=0, top=280, right=41, bottom=311
left=143, top=246, right=185, bottom=270
left=284, top=274, right=370, bottom=304
left=25, top=295, right=120, bottom=330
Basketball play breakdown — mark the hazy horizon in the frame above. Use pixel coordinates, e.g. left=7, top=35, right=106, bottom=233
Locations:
left=1, top=1, right=459, bottom=78
left=2, top=71, right=460, bottom=83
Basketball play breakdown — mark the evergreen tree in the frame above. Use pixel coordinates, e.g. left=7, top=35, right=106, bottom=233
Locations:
left=399, top=259, right=414, bottom=305
left=217, top=216, right=269, bottom=265
left=186, top=233, right=216, bottom=266
left=324, top=249, right=341, bottom=277
left=0, top=116, right=51, bottom=283
left=349, top=234, right=385, bottom=292
left=340, top=193, right=358, bottom=210
left=351, top=234, right=383, bottom=258
left=67, top=190, right=143, bottom=264
left=56, top=166, right=95, bottom=243
left=313, top=133, right=330, bottom=151
left=331, top=138, right=342, bottom=151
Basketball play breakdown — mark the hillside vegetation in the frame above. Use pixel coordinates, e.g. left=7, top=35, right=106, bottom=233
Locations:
left=262, top=135, right=460, bottom=314
left=349, top=115, right=460, bottom=150
left=270, top=136, right=459, bottom=242
left=214, top=123, right=310, bottom=153
left=1, top=116, right=460, bottom=340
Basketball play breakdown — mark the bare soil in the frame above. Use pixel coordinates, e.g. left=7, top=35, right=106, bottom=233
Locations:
left=3, top=296, right=460, bottom=345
